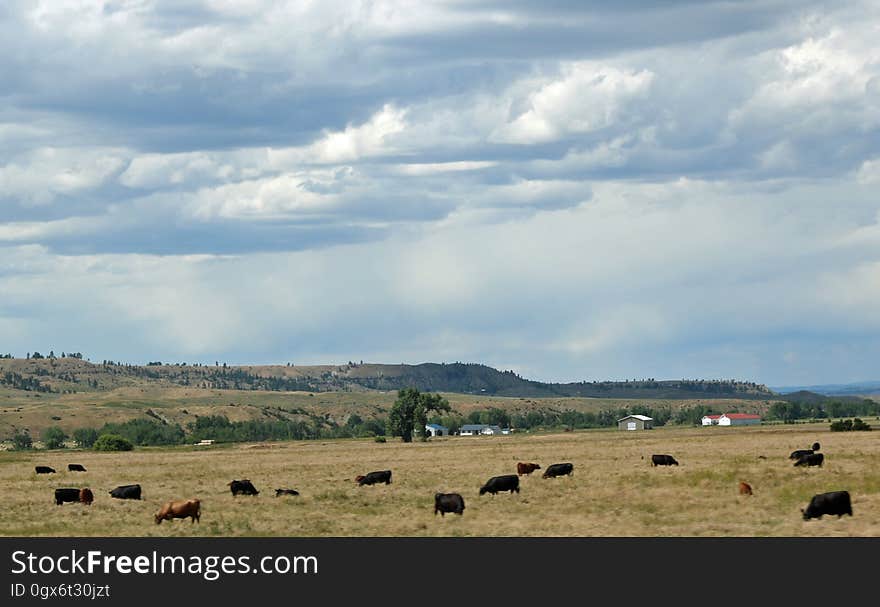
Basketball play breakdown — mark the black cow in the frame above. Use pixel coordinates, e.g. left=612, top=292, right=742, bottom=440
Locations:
left=275, top=488, right=300, bottom=497
left=357, top=470, right=392, bottom=486
left=68, top=464, right=87, bottom=472
left=434, top=493, right=465, bottom=516
left=651, top=454, right=679, bottom=466
left=109, top=484, right=142, bottom=500
left=811, top=442, right=821, bottom=452
left=35, top=466, right=56, bottom=474
left=542, top=463, right=574, bottom=478
left=789, top=449, right=813, bottom=460
left=228, top=479, right=259, bottom=496
left=54, top=488, right=82, bottom=505
left=802, top=491, right=852, bottom=520
left=794, top=453, right=824, bottom=467
left=479, top=474, right=520, bottom=495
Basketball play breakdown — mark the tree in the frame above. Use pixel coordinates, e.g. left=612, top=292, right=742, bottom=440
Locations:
left=73, top=428, right=99, bottom=448
left=387, top=388, right=451, bottom=442
left=42, top=426, right=67, bottom=449
left=11, top=430, right=33, bottom=451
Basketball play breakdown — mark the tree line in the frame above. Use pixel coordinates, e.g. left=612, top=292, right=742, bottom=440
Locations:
left=10, top=389, right=880, bottom=451
left=765, top=399, right=880, bottom=423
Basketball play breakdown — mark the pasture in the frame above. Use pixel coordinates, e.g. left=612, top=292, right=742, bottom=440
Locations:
left=1, top=423, right=878, bottom=537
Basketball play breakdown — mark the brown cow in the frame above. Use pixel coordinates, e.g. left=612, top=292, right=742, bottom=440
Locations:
left=516, top=462, right=541, bottom=476
left=738, top=481, right=753, bottom=496
left=154, top=499, right=201, bottom=525
left=79, top=488, right=94, bottom=505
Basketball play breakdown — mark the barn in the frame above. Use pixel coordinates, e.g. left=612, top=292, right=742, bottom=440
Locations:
left=702, top=414, right=721, bottom=426
left=425, top=423, right=448, bottom=437
left=702, top=413, right=761, bottom=426
left=617, top=415, right=654, bottom=431
left=718, top=413, right=761, bottom=426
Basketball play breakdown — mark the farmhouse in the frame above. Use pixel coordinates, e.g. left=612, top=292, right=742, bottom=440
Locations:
left=425, top=423, right=448, bottom=437
left=701, top=413, right=761, bottom=426
left=617, top=415, right=654, bottom=431
left=459, top=424, right=505, bottom=436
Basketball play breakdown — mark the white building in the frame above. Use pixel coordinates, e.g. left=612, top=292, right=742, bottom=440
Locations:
left=425, top=423, right=448, bottom=437
left=459, top=424, right=505, bottom=436
left=617, top=414, right=654, bottom=431
left=702, top=413, right=761, bottom=426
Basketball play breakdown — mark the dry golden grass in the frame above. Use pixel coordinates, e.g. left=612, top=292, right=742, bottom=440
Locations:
left=1, top=423, right=877, bottom=537
left=1, top=383, right=771, bottom=441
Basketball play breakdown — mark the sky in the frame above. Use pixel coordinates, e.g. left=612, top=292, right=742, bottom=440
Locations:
left=1, top=0, right=879, bottom=386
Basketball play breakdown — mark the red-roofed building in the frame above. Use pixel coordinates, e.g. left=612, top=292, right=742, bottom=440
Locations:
left=702, top=413, right=761, bottom=426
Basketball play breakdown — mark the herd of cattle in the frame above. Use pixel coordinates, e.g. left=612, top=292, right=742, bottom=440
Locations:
left=32, top=439, right=855, bottom=526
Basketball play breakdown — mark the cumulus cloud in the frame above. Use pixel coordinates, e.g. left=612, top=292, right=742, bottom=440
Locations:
left=0, top=147, right=126, bottom=205
left=492, top=63, right=654, bottom=144
left=1, top=1, right=879, bottom=384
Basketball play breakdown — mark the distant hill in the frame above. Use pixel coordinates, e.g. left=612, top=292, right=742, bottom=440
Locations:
left=775, top=390, right=864, bottom=405
left=0, top=357, right=775, bottom=399
left=771, top=381, right=880, bottom=397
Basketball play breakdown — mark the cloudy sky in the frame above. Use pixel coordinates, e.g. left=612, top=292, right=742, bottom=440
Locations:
left=1, top=1, right=879, bottom=386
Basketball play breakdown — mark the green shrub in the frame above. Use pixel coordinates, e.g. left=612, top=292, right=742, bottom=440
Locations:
left=93, top=434, right=134, bottom=451
left=830, top=418, right=872, bottom=432
left=98, top=418, right=185, bottom=446
left=374, top=436, right=386, bottom=443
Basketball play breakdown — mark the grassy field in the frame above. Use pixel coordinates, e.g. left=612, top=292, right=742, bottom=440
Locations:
left=1, top=422, right=877, bottom=537
left=0, top=384, right=773, bottom=441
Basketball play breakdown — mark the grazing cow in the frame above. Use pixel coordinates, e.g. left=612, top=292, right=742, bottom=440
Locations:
left=812, top=442, right=821, bottom=452
left=68, top=464, right=87, bottom=472
left=357, top=470, right=392, bottom=486
left=794, top=453, right=824, bottom=467
left=738, top=481, right=753, bottom=496
left=109, top=484, right=142, bottom=500
left=154, top=499, right=201, bottom=525
left=479, top=474, right=520, bottom=495
left=228, top=479, right=259, bottom=496
left=35, top=466, right=56, bottom=474
left=434, top=493, right=465, bottom=516
left=802, top=491, right=852, bottom=520
left=516, top=462, right=541, bottom=476
left=542, top=463, right=574, bottom=479
left=79, top=488, right=94, bottom=505
left=651, top=454, right=679, bottom=466
left=54, top=488, right=82, bottom=505
left=275, top=488, right=300, bottom=497
left=789, top=449, right=813, bottom=460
